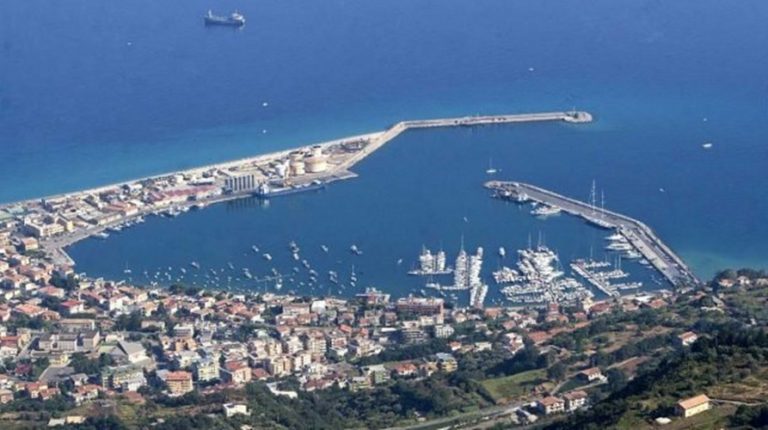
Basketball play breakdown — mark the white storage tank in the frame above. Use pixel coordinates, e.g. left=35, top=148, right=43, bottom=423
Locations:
left=276, top=162, right=288, bottom=178
left=290, top=160, right=306, bottom=176
left=305, top=156, right=328, bottom=173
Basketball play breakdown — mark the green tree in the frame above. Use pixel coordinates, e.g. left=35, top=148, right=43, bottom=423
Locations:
left=606, top=368, right=627, bottom=392
left=546, top=362, right=567, bottom=382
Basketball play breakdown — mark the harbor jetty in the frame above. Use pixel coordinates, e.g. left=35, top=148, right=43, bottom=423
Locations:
left=485, top=180, right=700, bottom=287
left=335, top=111, right=592, bottom=172
left=0, top=111, right=591, bottom=267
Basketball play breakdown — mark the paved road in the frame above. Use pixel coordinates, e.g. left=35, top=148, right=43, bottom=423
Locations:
left=384, top=401, right=531, bottom=430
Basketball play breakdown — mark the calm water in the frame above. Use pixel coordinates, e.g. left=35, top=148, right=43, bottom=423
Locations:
left=67, top=123, right=664, bottom=302
left=3, top=0, right=768, bottom=287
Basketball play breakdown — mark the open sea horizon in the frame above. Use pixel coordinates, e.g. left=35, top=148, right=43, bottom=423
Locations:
left=3, top=0, right=767, bottom=292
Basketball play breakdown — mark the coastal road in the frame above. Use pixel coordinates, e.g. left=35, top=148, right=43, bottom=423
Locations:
left=384, top=402, right=528, bottom=430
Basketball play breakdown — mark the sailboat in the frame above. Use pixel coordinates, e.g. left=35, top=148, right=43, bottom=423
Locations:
left=586, top=180, right=613, bottom=229
left=485, top=158, right=498, bottom=175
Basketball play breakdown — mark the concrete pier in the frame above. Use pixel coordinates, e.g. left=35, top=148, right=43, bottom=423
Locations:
left=485, top=180, right=700, bottom=287
left=570, top=262, right=619, bottom=297
left=336, top=111, right=591, bottom=172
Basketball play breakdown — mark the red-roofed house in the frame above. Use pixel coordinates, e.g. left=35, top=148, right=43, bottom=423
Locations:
left=60, top=300, right=85, bottom=316
left=13, top=304, right=44, bottom=318
left=537, top=396, right=565, bottom=415
left=677, top=331, right=698, bottom=347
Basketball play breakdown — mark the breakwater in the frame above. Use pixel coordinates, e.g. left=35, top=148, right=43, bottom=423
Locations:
left=4, top=111, right=592, bottom=268
left=486, top=180, right=700, bottom=287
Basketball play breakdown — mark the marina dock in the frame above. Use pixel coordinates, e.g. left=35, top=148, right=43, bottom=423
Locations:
left=485, top=181, right=700, bottom=287
left=570, top=262, right=619, bottom=297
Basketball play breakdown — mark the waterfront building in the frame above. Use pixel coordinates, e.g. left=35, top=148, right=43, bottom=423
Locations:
left=23, top=219, right=64, bottom=238
left=395, top=296, right=444, bottom=316
left=19, top=237, right=39, bottom=252
left=224, top=173, right=257, bottom=193
left=356, top=288, right=390, bottom=305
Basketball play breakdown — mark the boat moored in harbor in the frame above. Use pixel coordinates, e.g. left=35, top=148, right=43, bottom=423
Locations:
left=255, top=180, right=326, bottom=199
left=531, top=204, right=562, bottom=217
left=408, top=247, right=452, bottom=276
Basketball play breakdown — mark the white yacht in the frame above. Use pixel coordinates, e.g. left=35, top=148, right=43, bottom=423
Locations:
left=531, top=204, right=562, bottom=217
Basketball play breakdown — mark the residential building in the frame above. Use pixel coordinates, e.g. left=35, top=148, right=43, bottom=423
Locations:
left=165, top=371, right=193, bottom=396
left=395, top=297, right=444, bottom=316
left=0, top=389, right=13, bottom=404
left=363, top=365, right=389, bottom=385
left=222, top=361, right=252, bottom=385
left=578, top=367, right=604, bottom=383
left=194, top=357, right=220, bottom=382
left=676, top=394, right=711, bottom=418
left=433, top=324, right=454, bottom=338
left=435, top=352, right=458, bottom=373
left=538, top=396, right=566, bottom=415
left=101, top=365, right=146, bottom=392
left=563, top=390, right=588, bottom=412
left=223, top=403, right=250, bottom=418
left=677, top=331, right=698, bottom=347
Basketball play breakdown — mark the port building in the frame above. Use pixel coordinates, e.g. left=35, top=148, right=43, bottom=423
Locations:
left=224, top=173, right=257, bottom=193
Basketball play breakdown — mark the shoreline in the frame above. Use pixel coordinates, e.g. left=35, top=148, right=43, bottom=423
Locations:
left=3, top=111, right=592, bottom=269
left=0, top=131, right=383, bottom=210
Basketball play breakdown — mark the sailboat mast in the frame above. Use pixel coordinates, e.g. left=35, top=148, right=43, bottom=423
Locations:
left=601, top=190, right=606, bottom=217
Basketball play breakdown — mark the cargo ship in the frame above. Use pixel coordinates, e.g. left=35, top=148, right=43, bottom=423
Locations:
left=204, top=10, right=246, bottom=27
left=254, top=180, right=326, bottom=198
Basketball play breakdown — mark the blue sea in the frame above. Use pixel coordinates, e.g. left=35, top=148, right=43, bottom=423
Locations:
left=2, top=0, right=767, bottom=296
